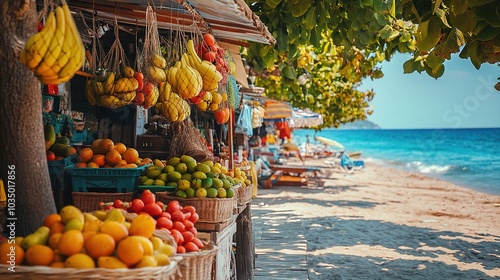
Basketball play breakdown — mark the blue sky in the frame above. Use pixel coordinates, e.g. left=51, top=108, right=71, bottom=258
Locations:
left=358, top=53, right=500, bottom=129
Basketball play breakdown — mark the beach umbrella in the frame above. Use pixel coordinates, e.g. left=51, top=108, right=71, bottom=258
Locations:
left=315, top=136, right=344, bottom=149
left=289, top=108, right=323, bottom=128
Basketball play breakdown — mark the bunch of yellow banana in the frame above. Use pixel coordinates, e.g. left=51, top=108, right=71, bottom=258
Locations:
left=19, top=3, right=85, bottom=85
left=155, top=92, right=191, bottom=122
left=166, top=54, right=203, bottom=100
left=159, top=81, right=172, bottom=102
left=186, top=39, right=222, bottom=91
left=84, top=66, right=139, bottom=108
left=142, top=84, right=159, bottom=109
left=147, top=54, right=167, bottom=84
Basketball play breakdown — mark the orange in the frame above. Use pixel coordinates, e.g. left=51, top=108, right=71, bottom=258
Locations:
left=65, top=146, right=77, bottom=157
left=87, top=162, right=100, bottom=168
left=116, top=237, right=144, bottom=267
left=99, top=221, right=129, bottom=242
left=122, top=148, right=139, bottom=164
left=128, top=214, right=156, bottom=239
left=84, top=233, right=116, bottom=259
left=78, top=148, right=93, bottom=163
left=75, top=162, right=87, bottom=168
left=115, top=159, right=128, bottom=167
left=58, top=230, right=84, bottom=256
left=105, top=149, right=122, bottom=166
left=65, top=253, right=96, bottom=268
left=49, top=221, right=65, bottom=236
left=25, top=244, right=54, bottom=266
left=114, top=143, right=127, bottom=155
left=43, top=213, right=62, bottom=227
left=50, top=261, right=65, bottom=268
left=0, top=242, right=24, bottom=265
left=91, top=154, right=106, bottom=167
left=92, top=139, right=115, bottom=154
left=53, top=250, right=65, bottom=262
left=82, top=231, right=97, bottom=243
left=48, top=233, right=62, bottom=249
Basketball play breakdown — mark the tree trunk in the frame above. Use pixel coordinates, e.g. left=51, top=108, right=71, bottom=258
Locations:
left=0, top=0, right=57, bottom=236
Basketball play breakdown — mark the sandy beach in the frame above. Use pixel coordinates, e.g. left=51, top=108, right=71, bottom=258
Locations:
left=252, top=158, right=500, bottom=279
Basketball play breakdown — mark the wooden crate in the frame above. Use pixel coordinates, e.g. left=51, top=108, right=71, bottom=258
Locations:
left=197, top=221, right=237, bottom=280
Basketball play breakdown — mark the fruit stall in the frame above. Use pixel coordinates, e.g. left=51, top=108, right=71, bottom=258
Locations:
left=1, top=0, right=275, bottom=279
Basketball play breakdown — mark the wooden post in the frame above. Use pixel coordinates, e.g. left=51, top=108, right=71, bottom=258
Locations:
left=236, top=203, right=254, bottom=280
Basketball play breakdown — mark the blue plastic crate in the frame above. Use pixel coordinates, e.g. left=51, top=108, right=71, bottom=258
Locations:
left=71, top=165, right=147, bottom=193
left=71, top=130, right=87, bottom=143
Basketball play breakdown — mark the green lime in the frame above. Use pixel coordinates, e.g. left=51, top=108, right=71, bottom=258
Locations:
left=221, top=179, right=231, bottom=190
left=202, top=178, right=213, bottom=189
left=167, top=171, right=182, bottom=182
left=226, top=188, right=235, bottom=198
left=167, top=157, right=180, bottom=166
left=175, top=190, right=187, bottom=198
left=207, top=187, right=218, bottom=198
left=186, top=187, right=196, bottom=198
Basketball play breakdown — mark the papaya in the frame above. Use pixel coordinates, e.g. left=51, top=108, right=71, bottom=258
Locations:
left=50, top=143, right=70, bottom=157
left=44, top=123, right=56, bottom=151
left=21, top=226, right=50, bottom=250
left=91, top=139, right=114, bottom=154
left=56, top=136, right=71, bottom=145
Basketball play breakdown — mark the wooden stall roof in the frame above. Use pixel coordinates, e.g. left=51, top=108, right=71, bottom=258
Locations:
left=69, top=0, right=275, bottom=45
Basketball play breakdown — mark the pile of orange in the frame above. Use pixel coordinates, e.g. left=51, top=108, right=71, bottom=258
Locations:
left=0, top=205, right=175, bottom=269
left=74, top=138, right=150, bottom=168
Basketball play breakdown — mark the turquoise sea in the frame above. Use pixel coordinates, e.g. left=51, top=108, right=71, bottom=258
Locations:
left=293, top=128, right=500, bottom=195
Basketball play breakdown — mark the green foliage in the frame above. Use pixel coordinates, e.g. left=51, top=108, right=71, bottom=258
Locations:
left=243, top=0, right=500, bottom=128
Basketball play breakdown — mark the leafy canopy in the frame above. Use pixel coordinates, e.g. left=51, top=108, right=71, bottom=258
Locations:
left=243, top=0, right=500, bottom=128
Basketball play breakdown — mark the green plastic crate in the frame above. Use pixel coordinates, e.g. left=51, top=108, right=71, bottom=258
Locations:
left=71, top=165, right=147, bottom=193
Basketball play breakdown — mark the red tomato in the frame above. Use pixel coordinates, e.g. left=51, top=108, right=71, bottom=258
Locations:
left=203, top=51, right=216, bottom=63
left=203, top=33, right=216, bottom=46
left=166, top=201, right=181, bottom=213
left=160, top=211, right=171, bottom=219
left=192, top=237, right=204, bottom=249
left=177, top=245, right=186, bottom=254
left=113, top=199, right=123, bottom=209
left=189, top=213, right=199, bottom=224
left=183, top=211, right=192, bottom=221
left=46, top=151, right=56, bottom=161
left=143, top=82, right=154, bottom=96
left=171, top=210, right=185, bottom=222
left=144, top=203, right=163, bottom=217
left=104, top=205, right=114, bottom=210
left=181, top=231, right=194, bottom=243
left=156, top=217, right=173, bottom=230
left=183, top=220, right=194, bottom=230
left=134, top=72, right=144, bottom=91
left=170, top=229, right=184, bottom=245
left=129, top=198, right=144, bottom=213
left=173, top=221, right=186, bottom=232
left=156, top=201, right=165, bottom=211
left=141, top=190, right=156, bottom=205
left=188, top=226, right=197, bottom=236
left=184, top=241, right=199, bottom=252
left=182, top=206, right=196, bottom=216
left=189, top=95, right=203, bottom=105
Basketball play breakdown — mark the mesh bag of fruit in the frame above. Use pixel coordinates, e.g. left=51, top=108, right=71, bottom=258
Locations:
left=169, top=119, right=213, bottom=162
left=141, top=6, right=167, bottom=86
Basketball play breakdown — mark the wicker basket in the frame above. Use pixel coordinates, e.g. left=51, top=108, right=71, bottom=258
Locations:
left=234, top=184, right=252, bottom=207
left=72, top=192, right=135, bottom=213
left=0, top=229, right=179, bottom=280
left=156, top=193, right=235, bottom=223
left=173, top=243, right=217, bottom=280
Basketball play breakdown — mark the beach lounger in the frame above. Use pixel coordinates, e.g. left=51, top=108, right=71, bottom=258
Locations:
left=260, top=165, right=322, bottom=188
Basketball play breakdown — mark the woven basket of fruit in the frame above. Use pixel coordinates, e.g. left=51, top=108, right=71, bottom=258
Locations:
left=0, top=203, right=180, bottom=280
left=72, top=192, right=135, bottom=213
left=173, top=242, right=217, bottom=280
left=156, top=193, right=235, bottom=223
left=234, top=183, right=252, bottom=207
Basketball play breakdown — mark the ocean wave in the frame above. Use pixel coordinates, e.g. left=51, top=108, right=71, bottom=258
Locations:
left=406, top=161, right=457, bottom=174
